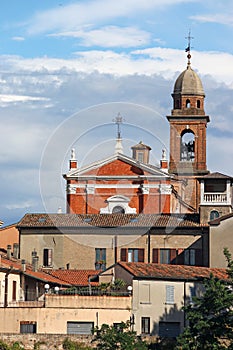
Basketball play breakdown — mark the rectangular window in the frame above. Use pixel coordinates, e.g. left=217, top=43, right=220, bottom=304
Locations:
left=141, top=317, right=150, bottom=334
left=20, top=322, right=37, bottom=334
left=12, top=280, right=17, bottom=301
left=120, top=248, right=144, bottom=262
left=189, top=285, right=196, bottom=304
left=95, top=248, right=106, bottom=270
left=137, top=152, right=144, bottom=163
left=152, top=249, right=177, bottom=264
left=166, top=285, right=174, bottom=304
left=43, top=248, right=53, bottom=267
left=184, top=249, right=195, bottom=266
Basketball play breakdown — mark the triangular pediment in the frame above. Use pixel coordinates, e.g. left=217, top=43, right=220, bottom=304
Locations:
left=63, top=153, right=170, bottom=179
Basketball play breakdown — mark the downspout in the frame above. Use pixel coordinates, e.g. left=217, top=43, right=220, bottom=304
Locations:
left=147, top=230, right=151, bottom=263
left=183, top=280, right=187, bottom=328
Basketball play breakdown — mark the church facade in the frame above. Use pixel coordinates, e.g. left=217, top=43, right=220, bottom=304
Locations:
left=18, top=51, right=233, bottom=271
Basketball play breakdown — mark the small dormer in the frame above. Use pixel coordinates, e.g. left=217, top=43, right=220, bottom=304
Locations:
left=198, top=172, right=233, bottom=224
left=131, top=141, right=151, bottom=164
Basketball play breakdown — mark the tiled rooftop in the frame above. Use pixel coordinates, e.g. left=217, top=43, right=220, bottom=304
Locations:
left=118, top=262, right=228, bottom=281
left=18, top=213, right=206, bottom=228
left=0, top=254, right=70, bottom=286
left=48, top=269, right=99, bottom=286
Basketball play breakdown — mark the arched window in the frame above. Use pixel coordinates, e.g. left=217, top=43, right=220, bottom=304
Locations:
left=210, top=210, right=219, bottom=221
left=197, top=100, right=201, bottom=108
left=186, top=99, right=191, bottom=108
left=180, top=130, right=195, bottom=161
left=112, top=206, right=125, bottom=214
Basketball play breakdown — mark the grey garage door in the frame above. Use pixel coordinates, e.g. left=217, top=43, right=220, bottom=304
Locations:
left=67, top=321, right=94, bottom=335
left=159, top=321, right=180, bottom=338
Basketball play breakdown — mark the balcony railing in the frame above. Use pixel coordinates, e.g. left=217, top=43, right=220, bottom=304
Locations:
left=203, top=192, right=228, bottom=203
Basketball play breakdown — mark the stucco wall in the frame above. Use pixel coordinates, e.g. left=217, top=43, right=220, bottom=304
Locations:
left=210, top=217, right=233, bottom=268
left=132, top=279, right=199, bottom=335
left=0, top=295, right=131, bottom=334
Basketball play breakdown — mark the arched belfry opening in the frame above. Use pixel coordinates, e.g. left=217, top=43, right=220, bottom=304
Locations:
left=185, top=99, right=191, bottom=108
left=180, top=130, right=195, bottom=162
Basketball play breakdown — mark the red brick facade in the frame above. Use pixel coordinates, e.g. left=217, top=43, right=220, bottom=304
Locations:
left=65, top=158, right=171, bottom=214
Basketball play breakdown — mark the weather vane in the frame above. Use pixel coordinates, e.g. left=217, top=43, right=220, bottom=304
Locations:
left=113, top=113, right=124, bottom=139
left=185, top=30, right=194, bottom=65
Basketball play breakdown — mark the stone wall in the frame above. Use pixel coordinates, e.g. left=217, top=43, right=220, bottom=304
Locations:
left=0, top=334, right=93, bottom=350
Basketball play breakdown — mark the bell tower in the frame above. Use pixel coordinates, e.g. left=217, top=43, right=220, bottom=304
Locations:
left=167, top=46, right=209, bottom=176
left=167, top=37, right=210, bottom=210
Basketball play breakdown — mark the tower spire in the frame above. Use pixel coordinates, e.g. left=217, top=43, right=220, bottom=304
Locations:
left=185, top=29, right=194, bottom=67
left=113, top=113, right=124, bottom=154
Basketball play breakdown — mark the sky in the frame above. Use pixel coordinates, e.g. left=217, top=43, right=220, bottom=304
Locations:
left=1, top=0, right=233, bottom=226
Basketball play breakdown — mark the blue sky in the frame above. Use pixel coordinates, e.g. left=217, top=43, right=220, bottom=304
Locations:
left=1, top=0, right=233, bottom=225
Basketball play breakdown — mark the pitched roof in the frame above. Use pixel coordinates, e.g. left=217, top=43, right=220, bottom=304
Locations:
left=0, top=254, right=70, bottom=286
left=48, top=269, right=99, bottom=286
left=199, top=172, right=233, bottom=180
left=118, top=262, right=228, bottom=281
left=64, top=152, right=169, bottom=178
left=18, top=213, right=206, bottom=228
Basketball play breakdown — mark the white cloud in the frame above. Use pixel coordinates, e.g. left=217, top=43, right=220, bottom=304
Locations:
left=24, top=0, right=200, bottom=35
left=0, top=94, right=49, bottom=105
left=2, top=47, right=233, bottom=86
left=11, top=36, right=25, bottom=41
left=49, top=26, right=151, bottom=48
left=191, top=13, right=233, bottom=26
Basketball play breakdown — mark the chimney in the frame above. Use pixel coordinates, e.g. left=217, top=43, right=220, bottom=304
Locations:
left=31, top=250, right=39, bottom=272
left=21, top=259, right=26, bottom=272
left=69, top=148, right=77, bottom=170
left=160, top=149, right=168, bottom=173
left=7, top=245, right=11, bottom=260
left=13, top=243, right=19, bottom=259
left=32, top=255, right=39, bottom=272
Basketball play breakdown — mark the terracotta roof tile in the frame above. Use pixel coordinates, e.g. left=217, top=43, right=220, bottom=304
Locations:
left=48, top=269, right=99, bottom=286
left=0, top=254, right=70, bottom=286
left=18, top=213, right=206, bottom=228
left=118, top=262, right=228, bottom=281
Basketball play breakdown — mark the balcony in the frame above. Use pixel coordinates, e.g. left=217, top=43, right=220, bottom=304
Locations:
left=202, top=192, right=228, bottom=205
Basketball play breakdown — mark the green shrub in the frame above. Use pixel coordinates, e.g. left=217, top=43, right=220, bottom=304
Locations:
left=0, top=340, right=9, bottom=350
left=62, top=338, right=92, bottom=350
left=11, top=343, right=24, bottom=350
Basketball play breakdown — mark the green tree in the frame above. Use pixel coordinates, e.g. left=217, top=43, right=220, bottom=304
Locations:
left=176, top=248, right=233, bottom=349
left=93, top=321, right=148, bottom=350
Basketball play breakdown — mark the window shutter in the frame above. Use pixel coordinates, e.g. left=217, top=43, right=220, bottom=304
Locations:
left=121, top=248, right=127, bottom=262
left=138, top=249, right=145, bottom=262
left=102, top=248, right=106, bottom=261
left=95, top=248, right=100, bottom=261
left=170, top=249, right=177, bottom=264
left=152, top=249, right=159, bottom=263
left=166, top=285, right=174, bottom=304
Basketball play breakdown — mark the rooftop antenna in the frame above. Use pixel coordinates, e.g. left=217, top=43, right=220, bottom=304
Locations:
left=185, top=29, right=194, bottom=66
left=113, top=113, right=124, bottom=154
